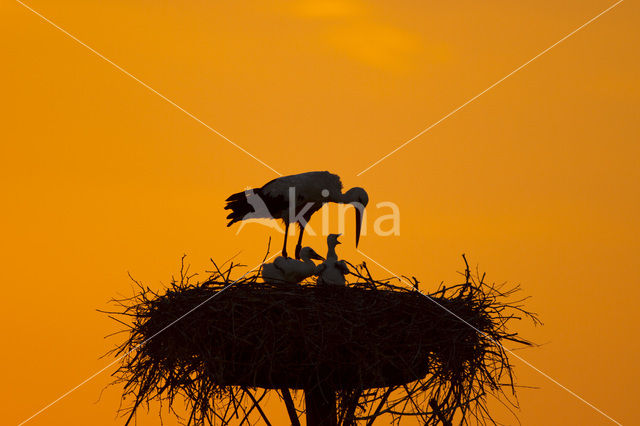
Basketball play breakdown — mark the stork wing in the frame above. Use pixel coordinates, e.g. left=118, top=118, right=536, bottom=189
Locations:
left=337, top=260, right=349, bottom=274
left=273, top=256, right=289, bottom=272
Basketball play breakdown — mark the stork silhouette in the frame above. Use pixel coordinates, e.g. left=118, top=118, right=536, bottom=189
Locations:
left=225, top=171, right=368, bottom=258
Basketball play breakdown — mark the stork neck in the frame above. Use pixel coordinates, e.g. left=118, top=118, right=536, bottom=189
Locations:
left=338, top=191, right=352, bottom=204
left=339, top=186, right=366, bottom=205
left=326, top=244, right=338, bottom=261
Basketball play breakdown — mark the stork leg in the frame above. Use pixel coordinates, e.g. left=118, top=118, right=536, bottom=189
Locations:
left=282, top=221, right=290, bottom=258
left=295, top=222, right=306, bottom=260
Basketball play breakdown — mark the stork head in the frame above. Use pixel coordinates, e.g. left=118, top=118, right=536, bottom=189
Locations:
left=299, top=247, right=325, bottom=261
left=327, top=233, right=342, bottom=247
left=342, top=187, right=368, bottom=248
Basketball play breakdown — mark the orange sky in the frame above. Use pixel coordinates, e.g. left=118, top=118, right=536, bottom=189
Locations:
left=2, top=0, right=639, bottom=424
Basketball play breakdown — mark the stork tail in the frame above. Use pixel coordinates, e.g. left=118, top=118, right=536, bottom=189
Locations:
left=224, top=189, right=258, bottom=226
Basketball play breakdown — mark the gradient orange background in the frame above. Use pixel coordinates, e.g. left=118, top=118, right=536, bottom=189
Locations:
left=2, top=0, right=639, bottom=424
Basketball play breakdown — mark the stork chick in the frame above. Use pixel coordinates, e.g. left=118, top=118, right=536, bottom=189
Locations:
left=316, top=234, right=349, bottom=286
left=262, top=247, right=324, bottom=285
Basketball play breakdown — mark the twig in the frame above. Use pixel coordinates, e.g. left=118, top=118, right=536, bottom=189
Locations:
left=241, top=387, right=272, bottom=426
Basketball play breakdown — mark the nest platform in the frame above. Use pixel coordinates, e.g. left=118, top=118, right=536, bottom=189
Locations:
left=106, top=257, right=538, bottom=425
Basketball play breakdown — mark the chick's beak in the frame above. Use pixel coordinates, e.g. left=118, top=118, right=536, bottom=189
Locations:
left=310, top=250, right=325, bottom=261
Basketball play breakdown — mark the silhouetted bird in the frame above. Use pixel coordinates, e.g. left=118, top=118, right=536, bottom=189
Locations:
left=316, top=234, right=349, bottom=286
left=225, top=171, right=368, bottom=259
left=262, top=247, right=324, bottom=284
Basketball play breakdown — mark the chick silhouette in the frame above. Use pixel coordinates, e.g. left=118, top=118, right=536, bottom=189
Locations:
left=262, top=247, right=324, bottom=284
left=316, top=234, right=349, bottom=286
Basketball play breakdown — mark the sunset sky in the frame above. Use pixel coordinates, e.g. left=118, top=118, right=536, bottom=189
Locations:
left=2, top=0, right=639, bottom=424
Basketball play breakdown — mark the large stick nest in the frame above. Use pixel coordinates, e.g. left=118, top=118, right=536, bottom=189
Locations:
left=104, top=253, right=539, bottom=425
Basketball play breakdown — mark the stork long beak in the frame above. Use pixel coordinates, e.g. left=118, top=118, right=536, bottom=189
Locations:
left=355, top=207, right=363, bottom=247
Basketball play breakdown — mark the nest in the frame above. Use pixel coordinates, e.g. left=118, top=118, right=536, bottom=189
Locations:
left=104, top=253, right=539, bottom=425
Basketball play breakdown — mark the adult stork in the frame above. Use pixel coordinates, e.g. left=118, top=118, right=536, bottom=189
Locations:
left=225, top=171, right=368, bottom=259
